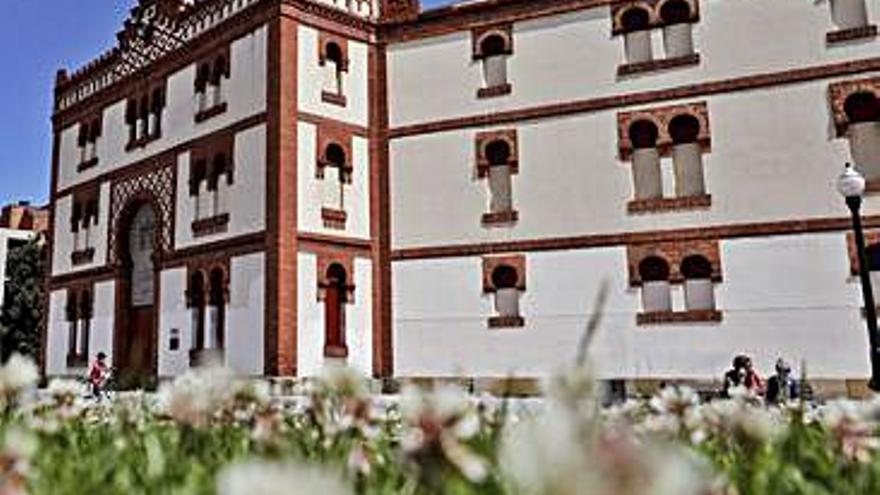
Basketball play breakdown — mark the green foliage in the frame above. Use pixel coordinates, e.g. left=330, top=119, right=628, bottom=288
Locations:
left=0, top=237, right=44, bottom=361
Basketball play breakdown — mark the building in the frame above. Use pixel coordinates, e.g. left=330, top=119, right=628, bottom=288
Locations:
left=42, top=0, right=880, bottom=391
left=0, top=202, right=47, bottom=311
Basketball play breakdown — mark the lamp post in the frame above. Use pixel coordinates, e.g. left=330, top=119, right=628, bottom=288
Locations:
left=837, top=163, right=880, bottom=391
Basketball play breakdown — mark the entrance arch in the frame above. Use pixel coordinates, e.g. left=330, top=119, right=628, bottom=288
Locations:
left=114, top=201, right=160, bottom=382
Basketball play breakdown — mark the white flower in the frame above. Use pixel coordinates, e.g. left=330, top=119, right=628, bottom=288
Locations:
left=0, top=354, right=38, bottom=397
left=157, top=366, right=236, bottom=427
left=217, top=461, right=354, bottom=495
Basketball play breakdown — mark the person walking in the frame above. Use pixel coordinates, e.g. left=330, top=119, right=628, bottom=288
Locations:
left=89, top=352, right=111, bottom=401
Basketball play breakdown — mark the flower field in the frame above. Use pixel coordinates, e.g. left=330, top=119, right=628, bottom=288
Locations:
left=0, top=355, right=879, bottom=495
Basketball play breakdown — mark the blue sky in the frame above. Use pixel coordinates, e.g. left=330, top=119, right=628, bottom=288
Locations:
left=0, top=0, right=453, bottom=207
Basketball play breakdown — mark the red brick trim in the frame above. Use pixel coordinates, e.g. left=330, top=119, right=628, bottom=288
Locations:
left=476, top=129, right=519, bottom=177
left=611, top=0, right=701, bottom=35
left=627, top=194, right=711, bottom=214
left=191, top=213, right=231, bottom=237
left=637, top=309, right=722, bottom=325
left=324, top=344, right=349, bottom=359
left=321, top=207, right=348, bottom=229
left=298, top=111, right=369, bottom=136
left=482, top=210, right=519, bottom=225
left=298, top=232, right=373, bottom=254
left=186, top=256, right=232, bottom=307
left=829, top=76, right=880, bottom=137
left=316, top=250, right=356, bottom=303
left=318, top=32, right=350, bottom=71
left=477, top=83, right=513, bottom=99
left=316, top=122, right=355, bottom=181
left=618, top=101, right=710, bottom=159
left=384, top=215, right=880, bottom=262
left=627, top=239, right=721, bottom=286
left=472, top=23, right=513, bottom=59
left=482, top=254, right=526, bottom=292
left=617, top=53, right=700, bottom=77
left=194, top=102, right=229, bottom=123
left=389, top=56, right=880, bottom=139
left=846, top=230, right=880, bottom=276
left=71, top=248, right=96, bottom=266
left=321, top=91, right=348, bottom=107
left=488, top=315, right=525, bottom=328
left=827, top=25, right=878, bottom=45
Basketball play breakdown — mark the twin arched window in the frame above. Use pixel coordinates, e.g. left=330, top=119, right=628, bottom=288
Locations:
left=189, top=267, right=227, bottom=358
left=639, top=254, right=716, bottom=313
left=627, top=112, right=707, bottom=201
left=619, top=1, right=695, bottom=67
left=195, top=54, right=229, bottom=117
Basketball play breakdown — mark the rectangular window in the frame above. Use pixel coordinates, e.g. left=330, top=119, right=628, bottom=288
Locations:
left=65, top=288, right=92, bottom=368
left=827, top=0, right=877, bottom=43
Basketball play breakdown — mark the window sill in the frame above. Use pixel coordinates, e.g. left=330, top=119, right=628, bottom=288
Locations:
left=194, top=102, right=228, bottom=123
left=627, top=195, right=711, bottom=214
left=324, top=345, right=349, bottom=359
left=618, top=53, right=700, bottom=77
left=66, top=354, right=88, bottom=368
left=190, top=348, right=225, bottom=368
left=322, top=208, right=347, bottom=230
left=488, top=316, right=525, bottom=329
left=477, top=83, right=512, bottom=99
left=637, top=309, right=722, bottom=326
left=76, top=157, right=99, bottom=173
left=192, top=213, right=230, bottom=238
left=321, top=91, right=348, bottom=107
left=71, top=248, right=96, bottom=266
left=482, top=210, right=518, bottom=227
left=125, top=133, right=161, bottom=152
left=827, top=25, right=877, bottom=44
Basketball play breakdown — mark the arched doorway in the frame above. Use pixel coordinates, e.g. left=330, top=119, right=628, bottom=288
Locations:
left=115, top=202, right=159, bottom=381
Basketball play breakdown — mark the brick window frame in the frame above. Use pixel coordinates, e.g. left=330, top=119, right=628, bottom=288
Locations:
left=618, top=101, right=712, bottom=213
left=627, top=240, right=722, bottom=324
left=476, top=129, right=519, bottom=226
left=846, top=230, right=880, bottom=275
left=70, top=185, right=100, bottom=266
left=829, top=77, right=880, bottom=191
left=824, top=0, right=878, bottom=44
left=482, top=254, right=526, bottom=328
left=319, top=32, right=350, bottom=107
left=185, top=256, right=230, bottom=367
left=189, top=133, right=235, bottom=237
left=125, top=81, right=167, bottom=151
left=472, top=24, right=514, bottom=99
left=316, top=124, right=354, bottom=230
left=194, top=45, right=231, bottom=123
left=612, top=0, right=701, bottom=76
left=316, top=251, right=356, bottom=359
left=76, top=113, right=103, bottom=172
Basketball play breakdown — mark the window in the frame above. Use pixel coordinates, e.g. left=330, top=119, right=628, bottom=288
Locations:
left=125, top=84, right=166, bottom=150
left=628, top=241, right=722, bottom=324
left=70, top=187, right=99, bottom=266
left=826, top=0, right=876, bottom=43
left=613, top=1, right=700, bottom=76
left=483, top=255, right=526, bottom=328
left=66, top=287, right=92, bottom=367
left=76, top=115, right=102, bottom=171
left=187, top=263, right=228, bottom=367
left=618, top=102, right=712, bottom=213
left=472, top=24, right=513, bottom=99
left=476, top=130, right=519, bottom=226
left=319, top=35, right=349, bottom=107
left=190, top=135, right=234, bottom=237
left=844, top=92, right=880, bottom=181
left=316, top=128, right=354, bottom=230
left=195, top=49, right=230, bottom=122
left=323, top=264, right=348, bottom=359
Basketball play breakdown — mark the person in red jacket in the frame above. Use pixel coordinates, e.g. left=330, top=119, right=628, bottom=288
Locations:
left=89, top=352, right=110, bottom=399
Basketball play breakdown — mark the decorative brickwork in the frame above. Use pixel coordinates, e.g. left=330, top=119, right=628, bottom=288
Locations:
left=618, top=101, right=710, bottom=160
left=380, top=0, right=420, bottom=23
left=316, top=251, right=356, bottom=303
left=108, top=164, right=175, bottom=265
left=191, top=213, right=230, bottom=237
left=829, top=76, right=880, bottom=136
left=617, top=53, right=700, bottom=77
left=627, top=195, right=711, bottom=214
left=185, top=256, right=231, bottom=307
left=637, top=309, right=722, bottom=325
left=827, top=25, right=878, bottom=44
left=472, top=24, right=513, bottom=59
left=611, top=0, right=701, bottom=35
left=482, top=254, right=526, bottom=292
left=626, top=239, right=721, bottom=286
left=316, top=123, right=355, bottom=182
left=475, top=129, right=518, bottom=177
left=318, top=32, right=350, bottom=71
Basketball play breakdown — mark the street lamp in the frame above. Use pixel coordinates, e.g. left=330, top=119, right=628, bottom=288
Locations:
left=837, top=163, right=880, bottom=391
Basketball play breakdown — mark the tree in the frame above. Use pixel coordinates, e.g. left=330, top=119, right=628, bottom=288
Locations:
left=1, top=236, right=45, bottom=361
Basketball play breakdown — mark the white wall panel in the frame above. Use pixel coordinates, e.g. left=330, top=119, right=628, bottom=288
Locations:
left=226, top=252, right=265, bottom=376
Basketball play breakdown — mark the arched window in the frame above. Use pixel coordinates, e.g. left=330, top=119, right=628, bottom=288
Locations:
left=621, top=8, right=653, bottom=64
left=322, top=42, right=346, bottom=100
left=844, top=92, right=880, bottom=181
left=211, top=55, right=228, bottom=107
left=669, top=114, right=705, bottom=197
left=485, top=140, right=514, bottom=215
left=492, top=265, right=521, bottom=319
left=478, top=33, right=511, bottom=94
left=208, top=268, right=226, bottom=351
left=195, top=63, right=211, bottom=113
left=660, top=0, right=695, bottom=58
left=210, top=153, right=231, bottom=219
left=324, top=264, right=348, bottom=358
left=681, top=255, right=715, bottom=311
left=829, top=0, right=869, bottom=31
left=628, top=120, right=663, bottom=200
left=639, top=256, right=672, bottom=312
left=322, top=143, right=347, bottom=214
left=138, top=96, right=150, bottom=141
